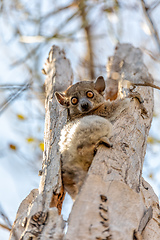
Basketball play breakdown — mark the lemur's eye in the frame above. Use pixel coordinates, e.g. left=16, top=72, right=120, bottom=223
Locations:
left=86, top=91, right=94, bottom=98
left=71, top=97, right=78, bottom=105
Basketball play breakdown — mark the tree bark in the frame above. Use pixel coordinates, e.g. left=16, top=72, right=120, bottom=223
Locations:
left=9, top=44, right=160, bottom=240
left=9, top=46, right=73, bottom=240
left=65, top=44, right=160, bottom=240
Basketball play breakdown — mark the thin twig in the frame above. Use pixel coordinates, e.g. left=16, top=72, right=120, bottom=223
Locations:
left=0, top=223, right=11, bottom=231
left=148, top=0, right=160, bottom=13
left=141, top=47, right=160, bottom=63
left=0, top=82, right=31, bottom=115
left=41, top=2, right=77, bottom=22
left=11, top=45, right=41, bottom=67
left=0, top=205, right=12, bottom=231
left=0, top=84, right=28, bottom=90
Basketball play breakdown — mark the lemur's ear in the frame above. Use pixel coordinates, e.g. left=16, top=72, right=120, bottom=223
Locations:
left=55, top=92, right=69, bottom=107
left=94, top=76, right=105, bottom=93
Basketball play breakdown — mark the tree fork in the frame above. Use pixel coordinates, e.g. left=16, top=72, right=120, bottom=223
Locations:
left=9, top=44, right=160, bottom=240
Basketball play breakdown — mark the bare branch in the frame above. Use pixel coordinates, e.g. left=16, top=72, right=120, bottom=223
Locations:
left=11, top=45, right=41, bottom=67
left=0, top=223, right=11, bottom=231
left=0, top=204, right=12, bottom=231
left=41, top=2, right=77, bottom=22
left=0, top=82, right=31, bottom=115
left=79, top=0, right=95, bottom=79
left=141, top=0, right=160, bottom=53
left=148, top=0, right=160, bottom=13
left=0, top=84, right=30, bottom=90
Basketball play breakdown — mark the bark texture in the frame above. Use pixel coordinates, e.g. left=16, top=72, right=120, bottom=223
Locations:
left=9, top=46, right=73, bottom=240
left=9, top=44, right=160, bottom=240
left=65, top=44, right=160, bottom=240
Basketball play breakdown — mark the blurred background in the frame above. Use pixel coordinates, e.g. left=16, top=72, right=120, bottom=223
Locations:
left=0, top=0, right=160, bottom=239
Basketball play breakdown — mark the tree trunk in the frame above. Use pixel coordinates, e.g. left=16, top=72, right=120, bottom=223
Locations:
left=9, top=44, right=160, bottom=240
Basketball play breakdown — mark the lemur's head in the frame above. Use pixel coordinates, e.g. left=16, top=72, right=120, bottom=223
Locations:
left=55, top=76, right=106, bottom=119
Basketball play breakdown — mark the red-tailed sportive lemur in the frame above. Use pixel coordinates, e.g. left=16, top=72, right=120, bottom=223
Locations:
left=55, top=76, right=140, bottom=199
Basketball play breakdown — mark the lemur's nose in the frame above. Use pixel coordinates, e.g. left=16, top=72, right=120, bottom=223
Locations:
left=81, top=102, right=89, bottom=111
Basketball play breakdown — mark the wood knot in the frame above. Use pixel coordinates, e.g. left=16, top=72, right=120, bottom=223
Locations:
left=100, top=195, right=108, bottom=202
